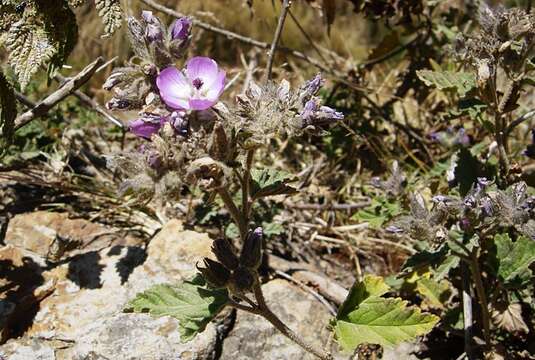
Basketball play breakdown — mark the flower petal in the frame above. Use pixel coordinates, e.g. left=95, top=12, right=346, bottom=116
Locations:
left=128, top=118, right=161, bottom=139
left=205, top=70, right=226, bottom=101
left=157, top=67, right=192, bottom=110
left=186, top=57, right=219, bottom=85
left=189, top=98, right=216, bottom=111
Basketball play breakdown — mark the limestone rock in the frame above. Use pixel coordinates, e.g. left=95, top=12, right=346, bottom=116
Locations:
left=220, top=279, right=334, bottom=360
left=0, top=219, right=220, bottom=360
left=4, top=211, right=142, bottom=261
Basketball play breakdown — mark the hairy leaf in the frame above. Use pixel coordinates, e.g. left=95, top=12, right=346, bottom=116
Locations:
left=0, top=72, right=17, bottom=147
left=337, top=275, right=390, bottom=320
left=95, top=0, right=123, bottom=38
left=416, top=70, right=476, bottom=97
left=125, top=275, right=229, bottom=341
left=335, top=275, right=439, bottom=351
left=6, top=20, right=56, bottom=91
left=250, top=168, right=297, bottom=199
left=354, top=197, right=402, bottom=228
left=493, top=234, right=535, bottom=288
left=416, top=278, right=451, bottom=309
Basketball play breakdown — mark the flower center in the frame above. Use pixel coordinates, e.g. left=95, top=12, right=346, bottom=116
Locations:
left=192, top=78, right=204, bottom=90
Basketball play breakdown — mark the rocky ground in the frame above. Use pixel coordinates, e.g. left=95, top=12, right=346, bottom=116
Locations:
left=0, top=212, right=416, bottom=360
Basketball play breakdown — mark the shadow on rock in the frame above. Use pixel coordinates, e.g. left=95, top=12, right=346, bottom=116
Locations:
left=67, top=251, right=104, bottom=289
left=109, top=245, right=147, bottom=285
left=0, top=255, right=44, bottom=342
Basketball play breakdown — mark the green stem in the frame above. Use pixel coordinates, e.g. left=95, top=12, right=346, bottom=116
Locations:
left=218, top=188, right=248, bottom=242
left=469, top=249, right=492, bottom=350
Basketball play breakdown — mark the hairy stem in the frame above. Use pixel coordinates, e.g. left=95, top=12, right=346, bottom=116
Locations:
left=265, top=0, right=292, bottom=81
left=252, top=282, right=333, bottom=360
left=461, top=262, right=474, bottom=360
left=217, top=188, right=248, bottom=242
left=469, top=249, right=492, bottom=349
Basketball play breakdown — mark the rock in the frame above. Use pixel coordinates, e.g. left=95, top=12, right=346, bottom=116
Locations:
left=220, top=279, right=335, bottom=360
left=4, top=211, right=142, bottom=261
left=0, top=338, right=55, bottom=360
left=0, top=219, right=221, bottom=360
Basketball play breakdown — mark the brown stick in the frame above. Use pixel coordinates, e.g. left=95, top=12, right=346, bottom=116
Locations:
left=265, top=0, right=292, bottom=81
left=14, top=58, right=104, bottom=131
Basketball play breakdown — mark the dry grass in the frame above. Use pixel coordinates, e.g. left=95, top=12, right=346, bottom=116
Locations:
left=69, top=0, right=381, bottom=96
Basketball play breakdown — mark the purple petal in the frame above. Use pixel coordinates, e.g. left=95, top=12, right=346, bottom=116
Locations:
left=186, top=57, right=219, bottom=85
left=171, top=17, right=191, bottom=40
left=157, top=67, right=192, bottom=110
left=189, top=99, right=217, bottom=111
left=205, top=70, right=226, bottom=100
left=128, top=118, right=162, bottom=139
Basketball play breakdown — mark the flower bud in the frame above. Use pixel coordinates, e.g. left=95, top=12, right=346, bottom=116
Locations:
left=229, top=266, right=255, bottom=294
left=170, top=17, right=191, bottom=40
left=240, top=227, right=263, bottom=270
left=167, top=111, right=189, bottom=137
left=128, top=115, right=163, bottom=139
left=299, top=74, right=323, bottom=104
left=142, top=11, right=164, bottom=42
left=212, top=238, right=239, bottom=270
left=197, top=258, right=230, bottom=288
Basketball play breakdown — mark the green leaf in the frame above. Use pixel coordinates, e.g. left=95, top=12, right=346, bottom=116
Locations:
left=493, top=234, right=535, bottom=288
left=6, top=20, right=56, bottom=91
left=95, top=0, right=123, bottom=38
left=250, top=168, right=297, bottom=199
left=400, top=244, right=459, bottom=280
left=416, top=278, right=451, bottom=309
left=0, top=72, right=16, bottom=148
left=335, top=275, right=439, bottom=351
left=416, top=70, right=476, bottom=97
left=125, top=275, right=229, bottom=341
left=353, top=197, right=402, bottom=229
left=337, top=275, right=390, bottom=320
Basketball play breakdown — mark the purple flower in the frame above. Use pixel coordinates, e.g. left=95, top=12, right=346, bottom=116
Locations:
left=301, top=74, right=323, bottom=100
left=170, top=17, right=191, bottom=40
left=142, top=11, right=163, bottom=42
left=128, top=111, right=188, bottom=139
left=128, top=114, right=164, bottom=139
left=300, top=98, right=344, bottom=127
left=157, top=57, right=226, bottom=111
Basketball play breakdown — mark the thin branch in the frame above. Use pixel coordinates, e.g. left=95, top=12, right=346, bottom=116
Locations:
left=217, top=187, right=248, bottom=241
left=14, top=57, right=104, bottom=131
left=265, top=0, right=292, bottom=81
left=139, top=0, right=371, bottom=92
left=461, top=263, right=474, bottom=360
left=505, top=108, right=535, bottom=137
left=14, top=91, right=36, bottom=108
left=252, top=282, right=333, bottom=360
left=52, top=65, right=123, bottom=129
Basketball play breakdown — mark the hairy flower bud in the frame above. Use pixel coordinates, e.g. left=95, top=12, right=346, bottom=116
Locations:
left=171, top=17, right=191, bottom=40
left=299, top=73, right=323, bottom=103
left=142, top=11, right=164, bottom=42
left=229, top=266, right=255, bottom=294
left=240, top=227, right=263, bottom=270
left=300, top=98, right=344, bottom=128
left=128, top=115, right=162, bottom=139
left=197, top=258, right=230, bottom=288
left=212, top=238, right=239, bottom=270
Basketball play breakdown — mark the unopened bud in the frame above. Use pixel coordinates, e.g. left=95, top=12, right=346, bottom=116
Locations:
left=240, top=227, right=263, bottom=270
left=197, top=258, right=230, bottom=288
left=212, top=238, right=239, bottom=270
left=229, top=266, right=255, bottom=294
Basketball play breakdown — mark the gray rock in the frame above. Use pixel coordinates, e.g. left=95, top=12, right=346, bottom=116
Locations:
left=0, top=219, right=219, bottom=360
left=220, top=279, right=334, bottom=360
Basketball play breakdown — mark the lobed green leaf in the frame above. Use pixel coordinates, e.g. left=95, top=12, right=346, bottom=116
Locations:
left=125, top=275, right=229, bottom=341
